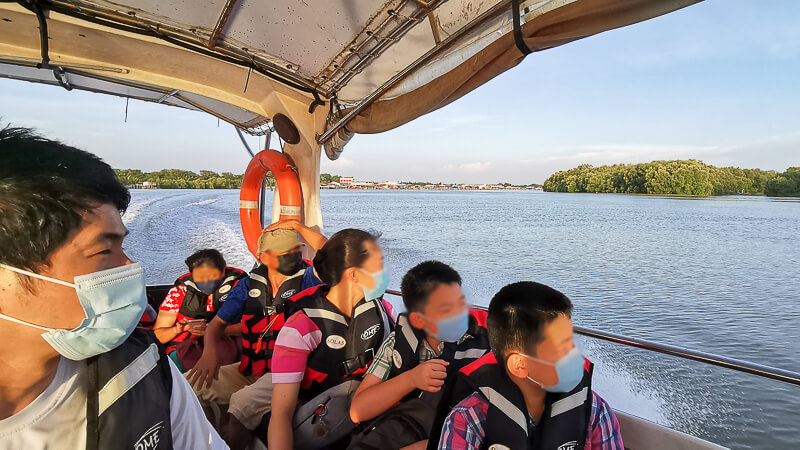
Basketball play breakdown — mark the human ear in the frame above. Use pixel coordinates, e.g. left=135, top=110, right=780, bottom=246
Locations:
left=505, top=354, right=529, bottom=380
left=408, top=311, right=427, bottom=329
left=347, top=267, right=359, bottom=285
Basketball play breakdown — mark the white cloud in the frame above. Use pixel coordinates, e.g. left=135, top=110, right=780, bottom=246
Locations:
left=321, top=156, right=355, bottom=172
left=443, top=161, right=492, bottom=172
left=540, top=144, right=721, bottom=163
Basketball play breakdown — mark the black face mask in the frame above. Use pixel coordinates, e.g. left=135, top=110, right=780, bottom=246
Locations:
left=276, top=251, right=303, bottom=276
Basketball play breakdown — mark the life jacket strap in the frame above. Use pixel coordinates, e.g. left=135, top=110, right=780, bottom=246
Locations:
left=550, top=386, right=589, bottom=418
left=453, top=348, right=487, bottom=361
left=340, top=347, right=375, bottom=377
left=478, top=386, right=529, bottom=435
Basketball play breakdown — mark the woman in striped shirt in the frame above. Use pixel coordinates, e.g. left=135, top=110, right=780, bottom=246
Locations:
left=268, top=229, right=397, bottom=449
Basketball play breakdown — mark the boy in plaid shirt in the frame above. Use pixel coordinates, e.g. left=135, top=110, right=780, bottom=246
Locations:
left=436, top=282, right=623, bottom=450
left=349, top=261, right=490, bottom=449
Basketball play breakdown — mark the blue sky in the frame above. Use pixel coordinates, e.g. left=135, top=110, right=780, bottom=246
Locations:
left=1, top=0, right=798, bottom=184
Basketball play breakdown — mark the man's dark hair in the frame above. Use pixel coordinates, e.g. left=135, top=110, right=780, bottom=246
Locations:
left=185, top=249, right=226, bottom=272
left=487, top=281, right=573, bottom=362
left=313, top=228, right=379, bottom=286
left=400, top=260, right=462, bottom=312
left=0, top=125, right=130, bottom=272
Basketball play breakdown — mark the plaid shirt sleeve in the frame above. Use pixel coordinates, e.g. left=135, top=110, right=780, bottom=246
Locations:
left=438, top=392, right=488, bottom=450
left=587, top=391, right=624, bottom=450
left=365, top=331, right=396, bottom=381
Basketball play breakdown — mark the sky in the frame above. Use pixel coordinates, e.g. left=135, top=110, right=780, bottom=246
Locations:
left=1, top=0, right=799, bottom=185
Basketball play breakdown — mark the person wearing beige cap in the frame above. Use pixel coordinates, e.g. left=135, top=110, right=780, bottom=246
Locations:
left=186, top=219, right=326, bottom=449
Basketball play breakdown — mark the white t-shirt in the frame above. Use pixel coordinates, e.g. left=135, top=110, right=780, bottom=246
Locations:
left=0, top=356, right=227, bottom=449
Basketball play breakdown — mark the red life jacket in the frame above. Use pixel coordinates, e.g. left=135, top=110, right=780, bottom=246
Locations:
left=239, top=263, right=310, bottom=376
left=389, top=309, right=490, bottom=402
left=174, top=267, right=245, bottom=322
left=286, top=285, right=394, bottom=403
left=448, top=352, right=594, bottom=450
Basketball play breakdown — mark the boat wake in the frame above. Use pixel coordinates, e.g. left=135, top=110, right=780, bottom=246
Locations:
left=183, top=198, right=220, bottom=208
left=580, top=336, right=733, bottom=442
left=582, top=337, right=669, bottom=424
left=189, top=219, right=256, bottom=271
left=123, top=195, right=167, bottom=224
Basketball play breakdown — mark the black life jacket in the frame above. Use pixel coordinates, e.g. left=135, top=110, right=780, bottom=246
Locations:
left=86, top=329, right=173, bottom=450
left=389, top=309, right=490, bottom=402
left=174, top=267, right=245, bottom=321
left=456, top=352, right=594, bottom=450
left=287, top=285, right=394, bottom=403
left=239, top=263, right=309, bottom=376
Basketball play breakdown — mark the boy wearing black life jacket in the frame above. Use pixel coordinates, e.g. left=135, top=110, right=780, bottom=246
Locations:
left=186, top=222, right=325, bottom=449
left=433, top=282, right=623, bottom=450
left=348, top=261, right=490, bottom=449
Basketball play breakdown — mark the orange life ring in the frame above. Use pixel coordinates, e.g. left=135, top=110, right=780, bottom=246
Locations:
left=240, top=150, right=303, bottom=256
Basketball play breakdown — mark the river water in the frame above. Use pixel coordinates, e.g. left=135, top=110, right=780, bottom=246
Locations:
left=123, top=189, right=800, bottom=449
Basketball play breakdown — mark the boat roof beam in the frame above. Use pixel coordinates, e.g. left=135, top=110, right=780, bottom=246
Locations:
left=156, top=89, right=179, bottom=104
left=318, top=0, right=446, bottom=97
left=207, top=0, right=237, bottom=50
left=317, top=0, right=514, bottom=144
left=39, top=0, right=322, bottom=96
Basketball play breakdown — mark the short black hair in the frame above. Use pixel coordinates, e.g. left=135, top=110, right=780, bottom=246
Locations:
left=487, top=281, right=573, bottom=362
left=0, top=125, right=130, bottom=273
left=313, top=228, right=379, bottom=286
left=400, top=260, right=462, bottom=312
left=185, top=249, right=226, bottom=272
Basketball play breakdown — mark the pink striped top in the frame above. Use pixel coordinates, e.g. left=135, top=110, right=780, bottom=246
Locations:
left=272, top=299, right=397, bottom=384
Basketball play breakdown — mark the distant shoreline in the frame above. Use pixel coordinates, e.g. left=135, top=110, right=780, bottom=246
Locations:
left=542, top=160, right=800, bottom=197
left=128, top=186, right=544, bottom=192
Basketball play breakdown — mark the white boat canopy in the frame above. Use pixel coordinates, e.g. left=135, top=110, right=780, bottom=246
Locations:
left=0, top=0, right=701, bottom=140
left=0, top=0, right=700, bottom=227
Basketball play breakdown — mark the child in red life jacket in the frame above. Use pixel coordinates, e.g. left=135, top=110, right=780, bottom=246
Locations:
left=433, top=282, right=623, bottom=450
left=153, top=249, right=246, bottom=369
left=268, top=229, right=397, bottom=449
left=348, top=261, right=490, bottom=450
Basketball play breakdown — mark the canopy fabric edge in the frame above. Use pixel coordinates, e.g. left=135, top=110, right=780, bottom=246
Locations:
left=343, top=0, right=702, bottom=135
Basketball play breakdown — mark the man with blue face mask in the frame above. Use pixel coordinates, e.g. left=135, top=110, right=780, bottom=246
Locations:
left=348, top=261, right=491, bottom=449
left=433, top=282, right=623, bottom=450
left=0, top=126, right=226, bottom=449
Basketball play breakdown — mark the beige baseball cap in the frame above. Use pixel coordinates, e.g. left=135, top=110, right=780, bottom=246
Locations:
left=258, top=229, right=303, bottom=254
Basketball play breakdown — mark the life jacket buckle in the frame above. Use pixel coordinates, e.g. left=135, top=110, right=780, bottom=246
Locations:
left=341, top=347, right=376, bottom=376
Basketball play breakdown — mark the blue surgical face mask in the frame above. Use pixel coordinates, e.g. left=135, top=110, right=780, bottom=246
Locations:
left=521, top=347, right=584, bottom=393
left=357, top=268, right=389, bottom=301
left=0, top=263, right=147, bottom=360
left=421, top=309, right=469, bottom=343
left=195, top=279, right=222, bottom=295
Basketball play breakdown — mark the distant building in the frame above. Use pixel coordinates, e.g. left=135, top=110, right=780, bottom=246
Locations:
left=351, top=181, right=375, bottom=188
left=128, top=181, right=158, bottom=189
left=340, top=176, right=354, bottom=186
left=377, top=181, right=406, bottom=189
